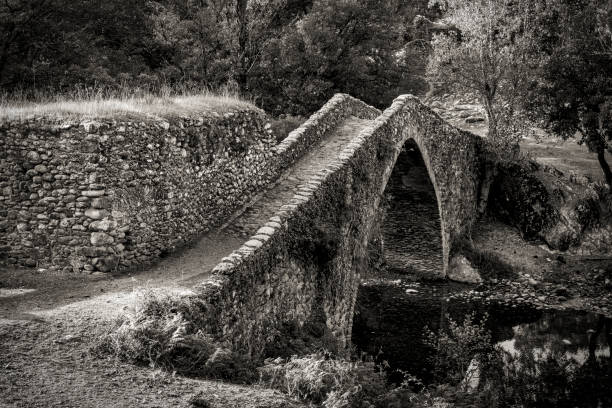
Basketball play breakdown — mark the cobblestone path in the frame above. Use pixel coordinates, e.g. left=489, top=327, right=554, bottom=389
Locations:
left=223, top=116, right=372, bottom=238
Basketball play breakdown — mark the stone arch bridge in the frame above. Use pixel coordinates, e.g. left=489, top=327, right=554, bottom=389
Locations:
left=188, top=94, right=493, bottom=358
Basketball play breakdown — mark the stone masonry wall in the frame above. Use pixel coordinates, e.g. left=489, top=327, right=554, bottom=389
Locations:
left=182, top=94, right=486, bottom=359
left=0, top=108, right=280, bottom=272
left=0, top=94, right=382, bottom=273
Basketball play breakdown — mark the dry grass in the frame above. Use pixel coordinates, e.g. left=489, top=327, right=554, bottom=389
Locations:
left=96, top=289, right=215, bottom=373
left=96, top=289, right=257, bottom=382
left=259, top=352, right=388, bottom=407
left=0, top=88, right=256, bottom=121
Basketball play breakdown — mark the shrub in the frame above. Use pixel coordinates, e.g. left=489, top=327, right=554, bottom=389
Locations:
left=95, top=289, right=256, bottom=382
left=424, top=313, right=495, bottom=387
left=259, top=352, right=388, bottom=408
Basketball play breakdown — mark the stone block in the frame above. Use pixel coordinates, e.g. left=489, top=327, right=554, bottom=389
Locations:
left=81, top=190, right=105, bottom=198
left=85, top=208, right=108, bottom=220
left=90, top=232, right=114, bottom=246
left=257, top=226, right=275, bottom=236
left=34, top=164, right=48, bottom=173
left=26, top=151, right=41, bottom=164
left=244, top=239, right=263, bottom=249
left=89, top=219, right=115, bottom=231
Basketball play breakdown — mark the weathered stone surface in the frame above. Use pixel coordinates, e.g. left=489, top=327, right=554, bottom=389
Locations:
left=89, top=220, right=115, bottom=231
left=84, top=208, right=108, bottom=220
left=33, top=164, right=48, bottom=173
left=26, top=151, right=41, bottom=164
left=189, top=93, right=484, bottom=360
left=257, top=226, right=275, bottom=236
left=1, top=106, right=281, bottom=272
left=244, top=239, right=263, bottom=248
left=90, top=232, right=114, bottom=246
left=448, top=255, right=482, bottom=284
left=81, top=190, right=105, bottom=198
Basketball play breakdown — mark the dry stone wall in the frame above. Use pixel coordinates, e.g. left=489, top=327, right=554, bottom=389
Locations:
left=0, top=108, right=282, bottom=272
left=0, top=94, right=382, bottom=273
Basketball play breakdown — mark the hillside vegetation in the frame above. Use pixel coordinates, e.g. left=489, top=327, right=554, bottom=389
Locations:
left=0, top=0, right=438, bottom=116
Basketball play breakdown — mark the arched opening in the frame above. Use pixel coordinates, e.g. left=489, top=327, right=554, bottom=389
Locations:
left=380, top=139, right=443, bottom=277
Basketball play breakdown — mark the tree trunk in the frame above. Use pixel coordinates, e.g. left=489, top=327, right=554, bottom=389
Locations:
left=236, top=0, right=248, bottom=92
left=483, top=95, right=497, bottom=140
left=597, top=145, right=612, bottom=186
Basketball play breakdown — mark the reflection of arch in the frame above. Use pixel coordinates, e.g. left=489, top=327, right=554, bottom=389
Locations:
left=382, top=140, right=443, bottom=275
left=588, top=315, right=612, bottom=361
left=382, top=127, right=449, bottom=274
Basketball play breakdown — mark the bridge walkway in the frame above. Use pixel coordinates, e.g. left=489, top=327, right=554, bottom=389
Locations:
left=223, top=116, right=372, bottom=237
left=179, top=115, right=372, bottom=285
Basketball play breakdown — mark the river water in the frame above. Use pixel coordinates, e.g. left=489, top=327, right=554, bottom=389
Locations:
left=351, top=144, right=612, bottom=405
left=352, top=280, right=611, bottom=382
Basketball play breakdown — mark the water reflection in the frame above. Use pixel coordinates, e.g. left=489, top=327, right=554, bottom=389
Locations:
left=352, top=279, right=611, bottom=392
left=500, top=313, right=611, bottom=365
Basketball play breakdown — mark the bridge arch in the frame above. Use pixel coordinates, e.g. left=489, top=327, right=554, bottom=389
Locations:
left=365, top=109, right=452, bottom=277
left=338, top=94, right=486, bottom=286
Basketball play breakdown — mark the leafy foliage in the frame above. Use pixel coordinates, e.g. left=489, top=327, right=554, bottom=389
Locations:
left=426, top=0, right=538, bottom=156
left=524, top=0, right=612, bottom=185
left=0, top=0, right=438, bottom=116
left=424, top=312, right=493, bottom=386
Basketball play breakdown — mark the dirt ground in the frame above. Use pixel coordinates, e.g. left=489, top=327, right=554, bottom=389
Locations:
left=470, top=218, right=612, bottom=316
left=0, top=234, right=301, bottom=408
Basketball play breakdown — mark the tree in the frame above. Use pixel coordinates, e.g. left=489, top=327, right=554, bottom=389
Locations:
left=147, top=0, right=291, bottom=92
left=0, top=0, right=154, bottom=91
left=252, top=0, right=407, bottom=115
left=0, top=0, right=54, bottom=86
left=525, top=0, right=612, bottom=185
left=426, top=0, right=537, bottom=155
